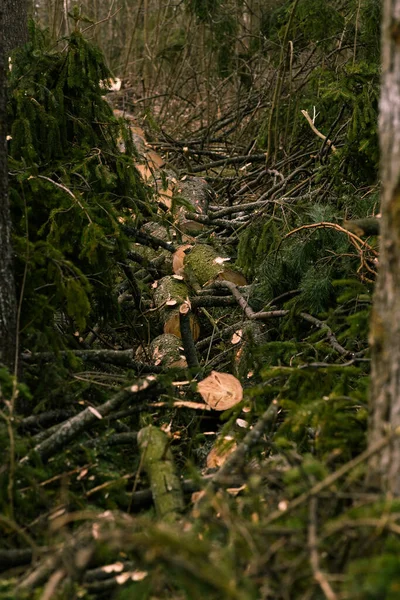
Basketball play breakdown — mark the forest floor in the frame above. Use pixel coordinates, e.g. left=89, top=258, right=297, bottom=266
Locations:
left=1, top=41, right=388, bottom=600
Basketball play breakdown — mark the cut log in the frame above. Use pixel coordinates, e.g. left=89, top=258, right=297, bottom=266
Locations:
left=183, top=244, right=247, bottom=287
left=197, top=371, right=243, bottom=410
left=149, top=334, right=187, bottom=368
left=173, top=176, right=214, bottom=233
left=152, top=275, right=200, bottom=340
left=172, top=244, right=192, bottom=275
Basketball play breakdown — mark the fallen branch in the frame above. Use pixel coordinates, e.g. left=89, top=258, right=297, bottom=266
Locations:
left=211, top=280, right=350, bottom=356
left=122, top=224, right=177, bottom=252
left=179, top=304, right=200, bottom=370
left=22, top=349, right=165, bottom=372
left=188, top=153, right=267, bottom=173
left=20, top=376, right=157, bottom=464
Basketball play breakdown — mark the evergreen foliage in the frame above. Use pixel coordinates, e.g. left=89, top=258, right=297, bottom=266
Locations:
left=211, top=13, right=238, bottom=79
left=184, top=0, right=223, bottom=23
left=7, top=17, right=151, bottom=350
left=311, top=61, right=380, bottom=183
left=255, top=0, right=380, bottom=179
left=296, top=0, right=344, bottom=43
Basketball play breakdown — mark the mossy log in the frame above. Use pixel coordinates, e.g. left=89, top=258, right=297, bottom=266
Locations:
left=142, top=333, right=187, bottom=368
left=152, top=275, right=200, bottom=339
left=141, top=221, right=174, bottom=242
left=173, top=176, right=214, bottom=233
left=129, top=222, right=175, bottom=273
left=137, top=425, right=184, bottom=522
left=183, top=244, right=247, bottom=287
left=130, top=242, right=159, bottom=264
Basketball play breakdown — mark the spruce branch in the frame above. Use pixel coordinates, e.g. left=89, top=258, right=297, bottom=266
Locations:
left=283, top=221, right=378, bottom=278
left=210, top=401, right=278, bottom=489
left=37, top=176, right=93, bottom=224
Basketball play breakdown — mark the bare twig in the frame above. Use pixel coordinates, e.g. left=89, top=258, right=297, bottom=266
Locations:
left=188, top=153, right=267, bottom=174
left=40, top=568, right=67, bottom=600
left=308, top=497, right=338, bottom=600
left=82, top=0, right=121, bottom=33
left=301, top=110, right=337, bottom=153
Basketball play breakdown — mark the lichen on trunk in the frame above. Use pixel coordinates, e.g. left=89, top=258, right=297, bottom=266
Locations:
left=368, top=0, right=400, bottom=494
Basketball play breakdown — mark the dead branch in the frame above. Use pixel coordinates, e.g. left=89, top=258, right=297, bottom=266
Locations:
left=308, top=497, right=338, bottom=600
left=20, top=376, right=158, bottom=464
left=21, top=349, right=165, bottom=372
left=211, top=280, right=351, bottom=356
left=301, top=110, right=337, bottom=153
left=179, top=305, right=200, bottom=370
left=122, top=224, right=177, bottom=252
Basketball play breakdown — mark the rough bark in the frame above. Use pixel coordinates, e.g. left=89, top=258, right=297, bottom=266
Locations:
left=3, top=0, right=28, bottom=56
left=368, top=0, right=400, bottom=492
left=0, top=6, right=17, bottom=370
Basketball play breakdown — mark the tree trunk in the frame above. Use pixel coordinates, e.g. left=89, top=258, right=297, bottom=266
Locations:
left=3, top=0, right=28, bottom=56
left=368, top=0, right=400, bottom=492
left=0, top=6, right=18, bottom=370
